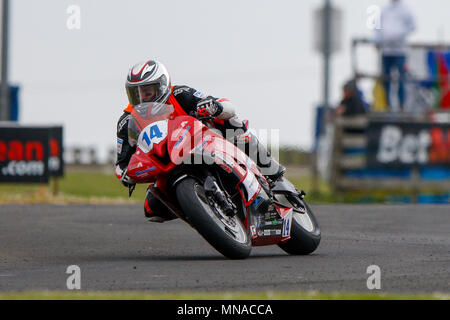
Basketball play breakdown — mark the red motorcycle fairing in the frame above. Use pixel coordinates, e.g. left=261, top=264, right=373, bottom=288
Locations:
left=127, top=145, right=177, bottom=183
left=249, top=204, right=293, bottom=246
left=167, top=116, right=269, bottom=209
left=166, top=115, right=211, bottom=165
left=127, top=119, right=176, bottom=183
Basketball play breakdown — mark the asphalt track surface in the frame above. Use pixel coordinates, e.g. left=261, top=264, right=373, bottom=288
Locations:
left=0, top=204, right=448, bottom=293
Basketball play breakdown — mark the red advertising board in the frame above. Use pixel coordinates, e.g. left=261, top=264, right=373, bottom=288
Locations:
left=0, top=126, right=64, bottom=183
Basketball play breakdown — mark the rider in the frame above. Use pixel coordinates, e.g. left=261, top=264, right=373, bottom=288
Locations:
left=115, top=59, right=285, bottom=222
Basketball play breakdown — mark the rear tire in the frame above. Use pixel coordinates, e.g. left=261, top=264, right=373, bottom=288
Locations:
left=176, top=178, right=252, bottom=259
left=278, top=202, right=321, bottom=255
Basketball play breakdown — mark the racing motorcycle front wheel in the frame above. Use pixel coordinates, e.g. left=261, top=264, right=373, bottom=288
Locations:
left=176, top=177, right=252, bottom=260
left=278, top=201, right=321, bottom=255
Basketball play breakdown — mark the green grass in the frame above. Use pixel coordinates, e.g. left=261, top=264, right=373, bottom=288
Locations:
left=0, top=166, right=321, bottom=204
left=0, top=291, right=447, bottom=300
left=0, top=167, right=147, bottom=203
left=58, top=169, right=147, bottom=200
left=287, top=175, right=333, bottom=202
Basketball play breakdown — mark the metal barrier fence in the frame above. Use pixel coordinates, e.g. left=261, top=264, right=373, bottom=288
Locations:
left=327, top=114, right=450, bottom=198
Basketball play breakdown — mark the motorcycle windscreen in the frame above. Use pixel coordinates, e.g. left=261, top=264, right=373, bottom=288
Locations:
left=127, top=102, right=174, bottom=147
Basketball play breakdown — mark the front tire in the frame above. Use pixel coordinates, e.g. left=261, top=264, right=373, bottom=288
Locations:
left=278, top=202, right=321, bottom=255
left=176, top=178, right=252, bottom=259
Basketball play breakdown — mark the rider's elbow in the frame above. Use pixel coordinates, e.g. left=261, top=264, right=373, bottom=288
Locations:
left=216, top=99, right=236, bottom=120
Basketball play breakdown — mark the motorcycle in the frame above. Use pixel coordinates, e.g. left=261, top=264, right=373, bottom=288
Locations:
left=125, top=102, right=321, bottom=259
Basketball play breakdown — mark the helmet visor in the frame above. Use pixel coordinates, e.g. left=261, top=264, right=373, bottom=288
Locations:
left=126, top=84, right=161, bottom=106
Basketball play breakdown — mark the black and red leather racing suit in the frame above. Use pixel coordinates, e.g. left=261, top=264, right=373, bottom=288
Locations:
left=115, top=85, right=281, bottom=220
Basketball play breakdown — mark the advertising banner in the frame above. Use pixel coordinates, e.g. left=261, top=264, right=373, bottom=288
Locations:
left=0, top=126, right=64, bottom=183
left=367, top=121, right=450, bottom=168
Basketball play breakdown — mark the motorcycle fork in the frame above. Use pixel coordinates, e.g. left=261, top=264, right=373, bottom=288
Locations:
left=203, top=175, right=237, bottom=217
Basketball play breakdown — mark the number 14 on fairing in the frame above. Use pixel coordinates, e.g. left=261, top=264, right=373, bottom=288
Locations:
left=138, top=121, right=168, bottom=153
left=142, top=125, right=163, bottom=144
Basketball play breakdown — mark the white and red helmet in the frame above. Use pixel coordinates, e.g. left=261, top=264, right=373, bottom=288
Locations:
left=125, top=60, right=171, bottom=106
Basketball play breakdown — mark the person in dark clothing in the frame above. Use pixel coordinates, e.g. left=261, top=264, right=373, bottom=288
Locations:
left=335, top=80, right=367, bottom=116
left=116, top=59, right=285, bottom=222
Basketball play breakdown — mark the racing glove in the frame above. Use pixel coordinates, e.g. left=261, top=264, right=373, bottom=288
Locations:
left=196, top=98, right=223, bottom=118
left=120, top=167, right=136, bottom=188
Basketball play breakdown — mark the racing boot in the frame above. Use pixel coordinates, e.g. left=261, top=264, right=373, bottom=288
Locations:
left=144, top=185, right=177, bottom=223
left=264, top=161, right=286, bottom=183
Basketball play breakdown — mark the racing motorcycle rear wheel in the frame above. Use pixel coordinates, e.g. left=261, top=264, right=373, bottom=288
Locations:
left=176, top=177, right=252, bottom=259
left=278, top=201, right=321, bottom=255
